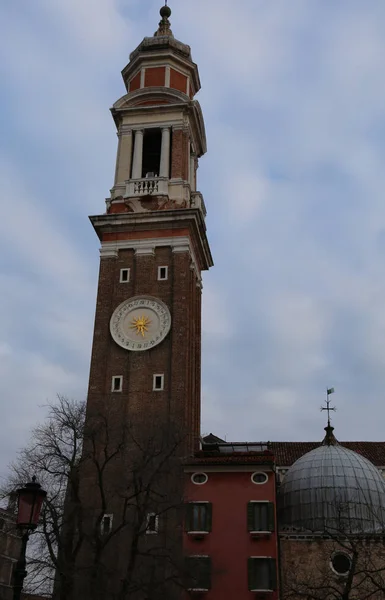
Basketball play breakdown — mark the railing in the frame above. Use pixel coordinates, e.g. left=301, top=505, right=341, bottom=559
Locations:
left=125, top=177, right=168, bottom=197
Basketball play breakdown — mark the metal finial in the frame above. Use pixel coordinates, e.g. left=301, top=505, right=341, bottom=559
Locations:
left=321, top=387, right=338, bottom=446
left=320, top=387, right=336, bottom=427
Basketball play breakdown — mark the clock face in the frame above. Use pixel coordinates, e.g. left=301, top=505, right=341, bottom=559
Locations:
left=110, top=295, right=171, bottom=352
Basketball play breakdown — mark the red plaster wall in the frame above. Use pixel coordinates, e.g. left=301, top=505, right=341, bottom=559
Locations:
left=170, top=68, right=188, bottom=94
left=184, top=470, right=279, bottom=600
left=144, top=66, right=166, bottom=87
left=129, top=71, right=141, bottom=92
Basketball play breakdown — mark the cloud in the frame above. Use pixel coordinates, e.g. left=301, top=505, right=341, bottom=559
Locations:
left=2, top=0, right=385, bottom=479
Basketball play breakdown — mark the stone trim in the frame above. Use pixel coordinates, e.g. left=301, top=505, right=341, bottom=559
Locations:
left=100, top=235, right=199, bottom=273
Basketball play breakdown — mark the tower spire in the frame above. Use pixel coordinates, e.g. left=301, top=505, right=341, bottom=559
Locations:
left=155, top=3, right=173, bottom=37
left=321, top=387, right=338, bottom=445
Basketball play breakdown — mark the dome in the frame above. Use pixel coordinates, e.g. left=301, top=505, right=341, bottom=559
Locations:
left=279, top=427, right=385, bottom=534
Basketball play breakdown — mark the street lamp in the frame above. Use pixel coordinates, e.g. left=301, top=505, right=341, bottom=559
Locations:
left=13, top=476, right=47, bottom=600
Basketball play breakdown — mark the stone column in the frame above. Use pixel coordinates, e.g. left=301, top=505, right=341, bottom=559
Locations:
left=189, top=153, right=196, bottom=191
left=114, top=126, right=132, bottom=185
left=131, top=129, right=144, bottom=179
left=159, top=127, right=171, bottom=178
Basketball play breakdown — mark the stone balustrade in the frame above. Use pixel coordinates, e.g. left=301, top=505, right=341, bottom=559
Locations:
left=125, top=177, right=168, bottom=197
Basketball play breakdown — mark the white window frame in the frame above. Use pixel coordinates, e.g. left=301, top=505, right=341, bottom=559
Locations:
left=153, top=374, right=164, bottom=391
left=101, top=514, right=113, bottom=535
left=111, top=376, right=123, bottom=392
left=157, top=266, right=168, bottom=281
left=330, top=551, right=352, bottom=577
left=251, top=471, right=268, bottom=485
left=146, top=512, right=159, bottom=535
left=120, top=268, right=130, bottom=283
left=191, top=472, right=208, bottom=485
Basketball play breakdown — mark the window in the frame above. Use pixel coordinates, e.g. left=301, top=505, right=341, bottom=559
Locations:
left=251, top=471, right=268, bottom=484
left=185, top=556, right=211, bottom=591
left=247, top=502, right=275, bottom=532
left=186, top=502, right=212, bottom=533
left=248, top=558, right=277, bottom=591
left=120, top=268, right=130, bottom=283
left=191, top=472, right=208, bottom=485
left=153, top=374, right=164, bottom=391
left=331, top=552, right=352, bottom=576
left=111, top=376, right=123, bottom=392
left=146, top=512, right=159, bottom=534
left=142, top=129, right=162, bottom=178
left=101, top=514, right=113, bottom=536
left=158, top=266, right=168, bottom=281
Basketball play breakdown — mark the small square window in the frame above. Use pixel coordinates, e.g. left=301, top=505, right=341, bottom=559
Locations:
left=146, top=513, right=159, bottom=534
left=111, top=376, right=123, bottom=392
left=153, top=374, right=164, bottom=391
left=120, top=268, right=130, bottom=283
left=101, top=514, right=113, bottom=536
left=158, top=266, right=168, bottom=281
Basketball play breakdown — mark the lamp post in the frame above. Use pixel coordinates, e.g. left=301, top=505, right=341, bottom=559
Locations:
left=13, top=476, right=47, bottom=600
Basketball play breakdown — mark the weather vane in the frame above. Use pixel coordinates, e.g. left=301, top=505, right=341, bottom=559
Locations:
left=321, top=387, right=336, bottom=426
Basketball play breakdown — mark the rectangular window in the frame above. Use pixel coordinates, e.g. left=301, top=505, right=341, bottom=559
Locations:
left=186, top=502, right=212, bottom=533
left=111, top=376, right=123, bottom=392
left=146, top=512, right=159, bottom=534
left=153, top=374, right=164, bottom=391
left=142, top=129, right=162, bottom=178
left=158, top=266, right=168, bottom=280
left=120, top=268, right=130, bottom=283
left=101, top=514, right=113, bottom=536
left=185, top=556, right=211, bottom=591
left=247, top=502, right=275, bottom=532
left=248, top=558, right=277, bottom=591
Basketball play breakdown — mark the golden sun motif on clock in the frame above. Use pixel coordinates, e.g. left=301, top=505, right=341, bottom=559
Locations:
left=130, top=315, right=151, bottom=338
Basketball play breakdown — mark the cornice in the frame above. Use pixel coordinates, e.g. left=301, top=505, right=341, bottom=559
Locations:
left=90, top=209, right=213, bottom=270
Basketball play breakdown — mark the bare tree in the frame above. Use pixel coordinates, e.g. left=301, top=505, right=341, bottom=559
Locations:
left=1, top=396, right=85, bottom=597
left=281, top=500, right=385, bottom=600
left=2, top=397, right=188, bottom=600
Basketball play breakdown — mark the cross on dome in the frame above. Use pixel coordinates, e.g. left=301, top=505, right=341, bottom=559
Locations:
left=321, top=387, right=338, bottom=446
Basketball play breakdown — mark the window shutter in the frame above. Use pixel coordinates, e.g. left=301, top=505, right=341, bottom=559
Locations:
left=247, top=502, right=255, bottom=531
left=185, top=503, right=193, bottom=532
left=201, top=557, right=211, bottom=590
left=269, top=558, right=277, bottom=590
left=206, top=503, right=212, bottom=532
left=268, top=502, right=275, bottom=532
left=248, top=557, right=257, bottom=591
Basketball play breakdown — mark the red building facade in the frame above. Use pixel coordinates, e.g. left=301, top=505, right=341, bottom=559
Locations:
left=184, top=441, right=279, bottom=599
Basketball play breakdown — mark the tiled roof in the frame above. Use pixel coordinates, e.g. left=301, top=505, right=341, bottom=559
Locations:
left=201, top=433, right=225, bottom=444
left=271, top=441, right=385, bottom=467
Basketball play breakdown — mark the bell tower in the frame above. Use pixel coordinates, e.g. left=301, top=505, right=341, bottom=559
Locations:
left=87, top=3, right=212, bottom=457
left=69, top=7, right=212, bottom=599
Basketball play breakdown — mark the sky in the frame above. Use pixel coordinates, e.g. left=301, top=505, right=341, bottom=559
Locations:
left=1, top=0, right=385, bottom=478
